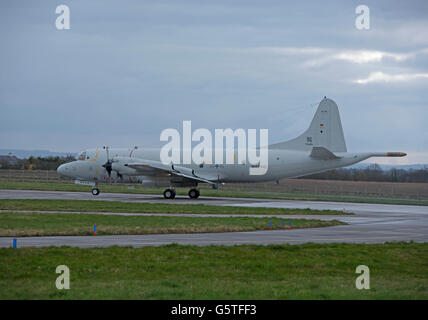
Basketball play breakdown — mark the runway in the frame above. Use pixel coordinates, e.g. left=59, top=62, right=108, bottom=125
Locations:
left=0, top=189, right=427, bottom=247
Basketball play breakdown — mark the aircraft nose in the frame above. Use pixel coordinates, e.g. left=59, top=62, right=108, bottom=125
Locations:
left=57, top=163, right=71, bottom=177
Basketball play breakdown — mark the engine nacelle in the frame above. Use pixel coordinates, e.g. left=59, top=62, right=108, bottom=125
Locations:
left=111, top=157, right=140, bottom=176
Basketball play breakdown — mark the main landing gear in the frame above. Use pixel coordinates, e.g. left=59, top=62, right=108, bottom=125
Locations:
left=91, top=188, right=100, bottom=196
left=163, top=188, right=176, bottom=199
left=162, top=188, right=200, bottom=199
left=188, top=188, right=200, bottom=199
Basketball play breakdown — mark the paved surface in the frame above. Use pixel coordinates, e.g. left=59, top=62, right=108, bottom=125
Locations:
left=0, top=209, right=343, bottom=220
left=0, top=189, right=427, bottom=248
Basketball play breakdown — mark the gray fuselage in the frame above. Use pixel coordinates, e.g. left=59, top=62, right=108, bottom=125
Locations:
left=58, top=147, right=373, bottom=185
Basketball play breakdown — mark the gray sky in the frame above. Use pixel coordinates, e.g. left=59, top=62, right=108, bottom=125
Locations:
left=1, top=0, right=427, bottom=164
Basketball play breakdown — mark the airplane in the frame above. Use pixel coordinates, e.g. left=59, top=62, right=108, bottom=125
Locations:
left=57, top=97, right=406, bottom=199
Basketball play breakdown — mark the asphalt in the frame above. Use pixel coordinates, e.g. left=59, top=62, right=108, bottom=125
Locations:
left=0, top=189, right=427, bottom=248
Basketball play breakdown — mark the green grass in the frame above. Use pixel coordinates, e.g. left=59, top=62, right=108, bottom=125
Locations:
left=0, top=212, right=344, bottom=237
left=0, top=243, right=426, bottom=299
left=0, top=199, right=348, bottom=215
left=1, top=180, right=427, bottom=206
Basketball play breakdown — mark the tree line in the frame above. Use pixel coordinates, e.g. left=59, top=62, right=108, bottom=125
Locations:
left=302, top=164, right=428, bottom=183
left=0, top=156, right=76, bottom=171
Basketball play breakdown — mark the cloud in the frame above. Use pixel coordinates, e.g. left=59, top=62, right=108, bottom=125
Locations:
left=250, top=47, right=329, bottom=55
left=249, top=47, right=428, bottom=69
left=354, top=71, right=428, bottom=84
left=303, top=48, right=428, bottom=67
left=333, top=50, right=410, bottom=64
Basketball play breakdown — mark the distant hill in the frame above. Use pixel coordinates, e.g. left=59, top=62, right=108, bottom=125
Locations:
left=0, top=149, right=77, bottom=159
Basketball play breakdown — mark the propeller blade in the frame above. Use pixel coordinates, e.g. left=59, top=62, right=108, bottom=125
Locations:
left=102, top=146, right=112, bottom=177
left=103, top=162, right=112, bottom=177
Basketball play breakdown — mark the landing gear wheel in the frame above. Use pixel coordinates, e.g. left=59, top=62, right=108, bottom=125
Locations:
left=188, top=189, right=200, bottom=199
left=163, top=188, right=176, bottom=199
left=91, top=188, right=100, bottom=196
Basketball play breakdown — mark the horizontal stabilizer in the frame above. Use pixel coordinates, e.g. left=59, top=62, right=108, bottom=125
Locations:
left=310, top=146, right=342, bottom=160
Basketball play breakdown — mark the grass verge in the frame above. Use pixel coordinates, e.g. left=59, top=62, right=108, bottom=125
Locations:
left=0, top=199, right=348, bottom=215
left=0, top=212, right=344, bottom=237
left=0, top=242, right=426, bottom=299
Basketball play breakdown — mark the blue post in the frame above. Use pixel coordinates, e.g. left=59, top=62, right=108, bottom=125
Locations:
left=12, top=238, right=17, bottom=248
left=282, top=221, right=285, bottom=230
left=289, top=221, right=292, bottom=230
left=269, top=221, right=272, bottom=230
left=93, top=224, right=97, bottom=235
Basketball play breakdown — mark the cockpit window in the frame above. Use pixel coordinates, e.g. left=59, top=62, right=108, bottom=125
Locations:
left=78, top=151, right=87, bottom=161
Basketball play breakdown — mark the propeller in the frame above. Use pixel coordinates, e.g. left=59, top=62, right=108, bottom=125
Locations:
left=102, top=146, right=113, bottom=177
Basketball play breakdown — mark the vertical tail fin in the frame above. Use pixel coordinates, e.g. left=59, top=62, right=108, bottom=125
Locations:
left=269, top=97, right=347, bottom=152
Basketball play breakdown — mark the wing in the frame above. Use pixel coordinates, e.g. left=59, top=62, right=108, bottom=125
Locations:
left=124, top=159, right=217, bottom=185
